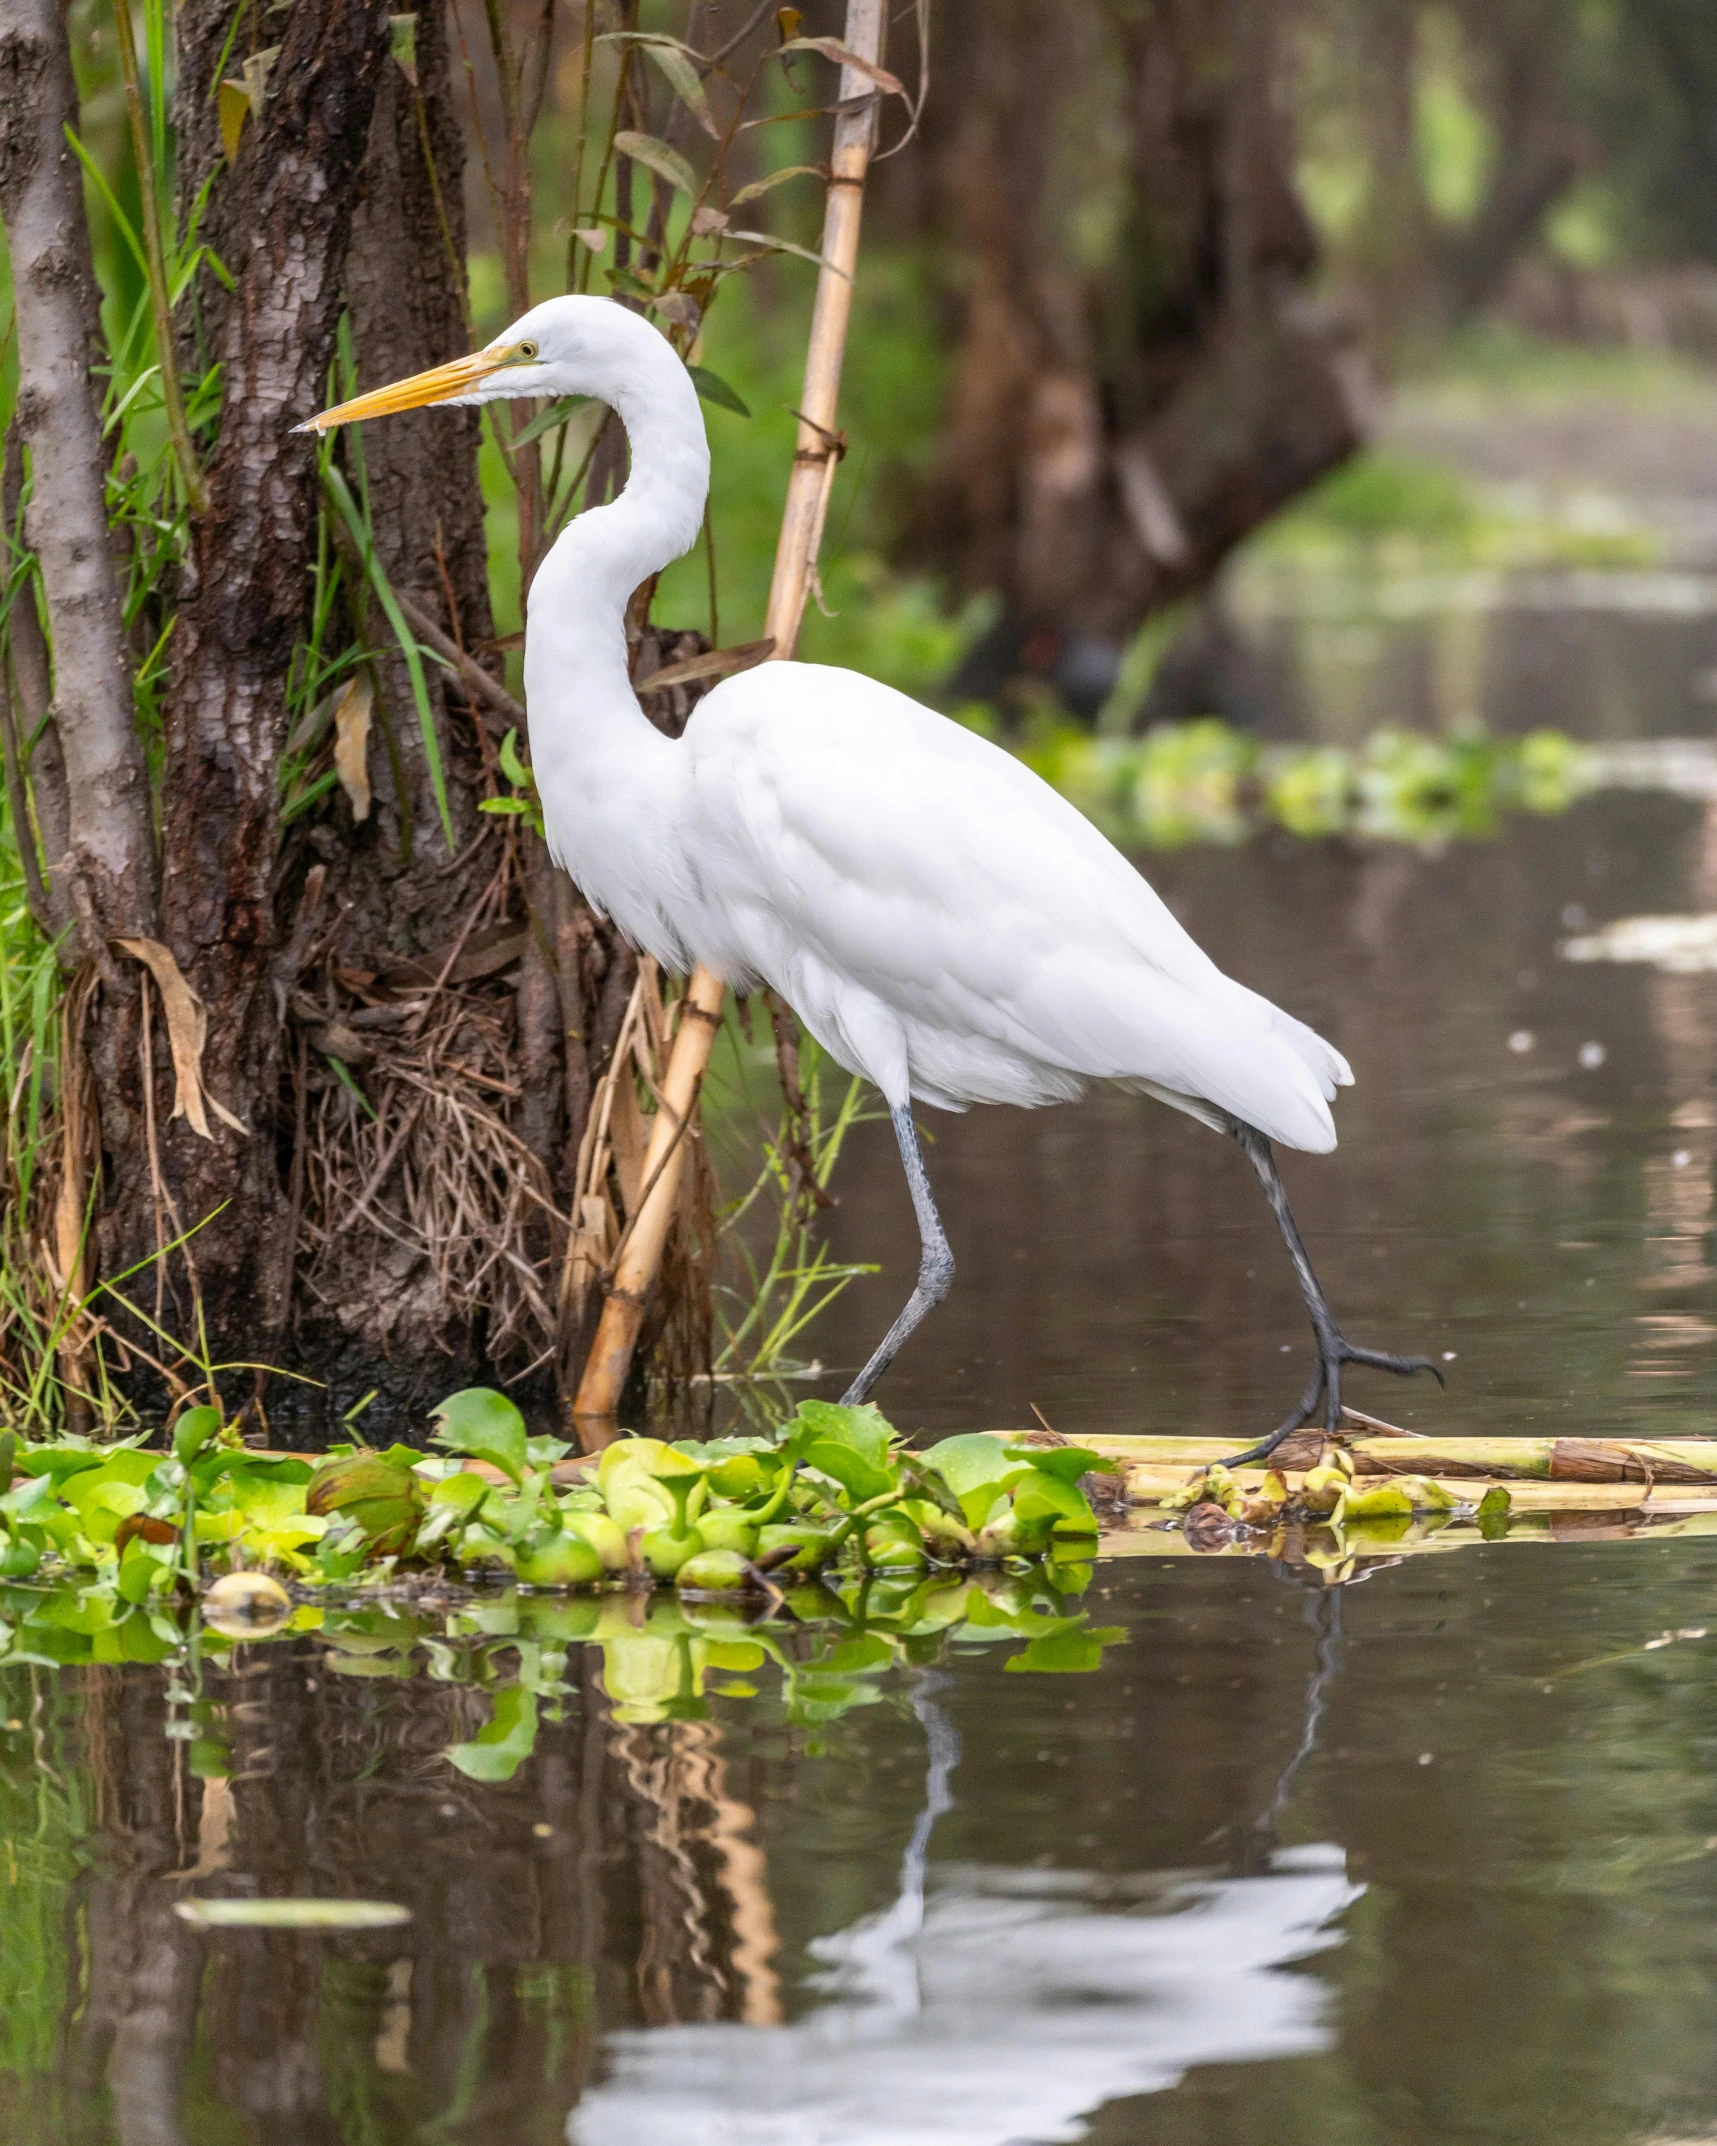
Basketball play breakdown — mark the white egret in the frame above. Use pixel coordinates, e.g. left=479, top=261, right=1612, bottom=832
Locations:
left=304, top=296, right=1437, bottom=1459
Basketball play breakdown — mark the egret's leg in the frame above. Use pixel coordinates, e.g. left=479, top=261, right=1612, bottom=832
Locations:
left=841, top=1104, right=955, bottom=1407
left=1222, top=1119, right=1441, bottom=1466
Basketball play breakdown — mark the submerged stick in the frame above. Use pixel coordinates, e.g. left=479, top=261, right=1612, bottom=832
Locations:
left=572, top=0, right=886, bottom=1439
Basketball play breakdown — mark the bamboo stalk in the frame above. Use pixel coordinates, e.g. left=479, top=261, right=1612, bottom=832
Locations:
left=571, top=0, right=886, bottom=1440
left=992, top=1432, right=1717, bottom=1485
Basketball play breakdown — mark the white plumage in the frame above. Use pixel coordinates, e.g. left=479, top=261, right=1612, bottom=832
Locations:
left=310, top=294, right=1434, bottom=1443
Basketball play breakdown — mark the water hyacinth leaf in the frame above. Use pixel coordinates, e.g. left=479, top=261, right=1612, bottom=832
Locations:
left=15, top=1445, right=111, bottom=1486
left=612, top=130, right=697, bottom=199
left=447, top=1684, right=540, bottom=1783
left=113, top=1513, right=179, bottom=1555
left=1011, top=1472, right=1097, bottom=1532
left=174, top=1899, right=412, bottom=1931
left=305, top=1452, right=425, bottom=1556
left=1003, top=1443, right=1119, bottom=1483
left=172, top=1405, right=224, bottom=1465
left=687, top=365, right=751, bottom=418
left=920, top=1434, right=1033, bottom=1531
left=1004, top=1622, right=1126, bottom=1675
left=429, top=1469, right=491, bottom=1518
left=783, top=1400, right=894, bottom=1504
left=431, top=1388, right=528, bottom=1486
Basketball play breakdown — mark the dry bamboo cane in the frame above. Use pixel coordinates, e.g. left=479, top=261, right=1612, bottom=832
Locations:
left=571, top=0, right=886, bottom=1440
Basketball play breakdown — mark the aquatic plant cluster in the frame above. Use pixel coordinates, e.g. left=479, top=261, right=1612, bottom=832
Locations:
left=1162, top=1450, right=1512, bottom=1570
left=1016, top=718, right=1592, bottom=849
left=0, top=1393, right=1117, bottom=1604
left=0, top=1566, right=1124, bottom=1786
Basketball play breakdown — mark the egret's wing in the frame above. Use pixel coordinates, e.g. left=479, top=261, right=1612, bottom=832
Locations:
left=687, top=665, right=1348, bottom=1150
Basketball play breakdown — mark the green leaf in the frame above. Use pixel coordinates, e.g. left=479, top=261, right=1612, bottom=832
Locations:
left=1012, top=1473, right=1097, bottom=1532
left=783, top=1400, right=895, bottom=1505
left=613, top=130, right=697, bottom=198
left=1003, top=1443, right=1117, bottom=1483
left=1004, top=1627, right=1113, bottom=1674
left=172, top=1405, right=223, bottom=1464
left=498, top=727, right=532, bottom=788
left=920, top=1434, right=1032, bottom=1532
left=446, top=1683, right=540, bottom=1782
left=634, top=40, right=719, bottom=139
left=431, top=1387, right=529, bottom=1487
left=687, top=364, right=751, bottom=418
left=322, top=464, right=455, bottom=853
left=727, top=164, right=822, bottom=208
left=505, top=395, right=589, bottom=450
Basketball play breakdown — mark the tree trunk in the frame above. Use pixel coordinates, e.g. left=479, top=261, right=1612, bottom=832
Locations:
left=901, top=0, right=1372, bottom=715
left=0, top=0, right=155, bottom=947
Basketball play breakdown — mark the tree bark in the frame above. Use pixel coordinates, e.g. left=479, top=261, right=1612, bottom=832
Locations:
left=0, top=0, right=155, bottom=949
left=96, top=0, right=394, bottom=1367
left=276, top=0, right=509, bottom=1416
left=901, top=0, right=1372, bottom=714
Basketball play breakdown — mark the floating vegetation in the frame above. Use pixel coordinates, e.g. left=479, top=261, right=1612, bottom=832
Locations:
left=1016, top=718, right=1593, bottom=850
left=0, top=1562, right=1122, bottom=1783
left=0, top=1393, right=1118, bottom=1605
left=1094, top=1429, right=1717, bottom=1579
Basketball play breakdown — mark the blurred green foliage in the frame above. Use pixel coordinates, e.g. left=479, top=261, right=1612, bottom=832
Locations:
left=1018, top=717, right=1594, bottom=850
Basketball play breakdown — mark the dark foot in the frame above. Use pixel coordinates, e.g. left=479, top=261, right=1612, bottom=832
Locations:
left=1223, top=1333, right=1443, bottom=1468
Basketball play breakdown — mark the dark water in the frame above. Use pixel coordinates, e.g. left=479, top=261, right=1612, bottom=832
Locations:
left=12, top=1543, right=1717, bottom=2145
left=15, top=599, right=1717, bottom=2143
left=816, top=778, right=1717, bottom=1452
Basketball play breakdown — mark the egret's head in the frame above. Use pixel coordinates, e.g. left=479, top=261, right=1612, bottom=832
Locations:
left=296, top=295, right=674, bottom=435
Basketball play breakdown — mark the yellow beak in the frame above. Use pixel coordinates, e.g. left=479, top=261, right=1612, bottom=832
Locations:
left=295, top=347, right=513, bottom=434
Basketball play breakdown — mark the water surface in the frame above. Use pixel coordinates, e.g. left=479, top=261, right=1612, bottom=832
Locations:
left=14, top=584, right=1717, bottom=2143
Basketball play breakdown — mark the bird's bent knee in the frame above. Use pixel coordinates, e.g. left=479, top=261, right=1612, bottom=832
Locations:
left=919, top=1244, right=954, bottom=1302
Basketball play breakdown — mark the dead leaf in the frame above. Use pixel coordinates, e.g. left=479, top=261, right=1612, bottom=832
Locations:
left=115, top=939, right=248, bottom=1141
left=691, top=204, right=729, bottom=235
left=649, top=291, right=702, bottom=331
left=242, top=45, right=281, bottom=110
left=333, top=673, right=374, bottom=822
left=636, top=637, right=775, bottom=694
left=218, top=80, right=251, bottom=161
left=777, top=36, right=907, bottom=97
left=572, top=225, right=607, bottom=254
left=775, top=7, right=803, bottom=38
left=218, top=46, right=281, bottom=162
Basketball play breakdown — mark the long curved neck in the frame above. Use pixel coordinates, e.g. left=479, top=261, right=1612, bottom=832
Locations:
left=522, top=345, right=709, bottom=798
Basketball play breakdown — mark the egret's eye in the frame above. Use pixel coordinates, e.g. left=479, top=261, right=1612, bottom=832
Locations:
left=515, top=340, right=540, bottom=362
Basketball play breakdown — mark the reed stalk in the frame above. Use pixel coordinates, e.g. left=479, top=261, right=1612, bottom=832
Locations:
left=572, top=0, right=887, bottom=1438
left=108, top=0, right=207, bottom=514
